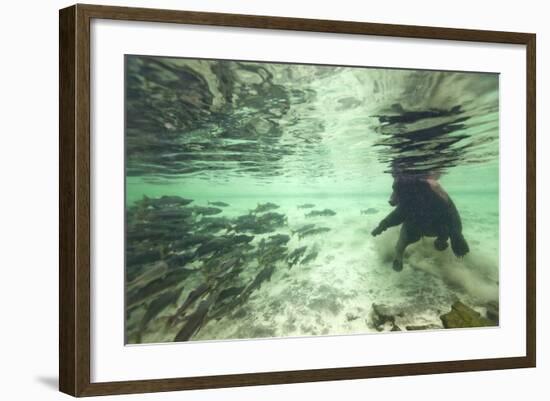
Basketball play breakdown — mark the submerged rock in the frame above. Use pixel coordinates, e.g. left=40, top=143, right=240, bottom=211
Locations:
left=370, top=303, right=405, bottom=331
left=440, top=301, right=495, bottom=329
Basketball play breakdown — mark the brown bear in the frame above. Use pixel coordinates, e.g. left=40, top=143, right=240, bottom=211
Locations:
left=371, top=174, right=469, bottom=272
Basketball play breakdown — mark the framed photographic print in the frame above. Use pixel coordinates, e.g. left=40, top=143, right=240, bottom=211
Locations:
left=59, top=4, right=536, bottom=397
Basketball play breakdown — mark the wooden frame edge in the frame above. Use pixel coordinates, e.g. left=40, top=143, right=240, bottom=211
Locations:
left=60, top=4, right=92, bottom=396
left=59, top=3, right=537, bottom=397
left=76, top=3, right=534, bottom=43
left=77, top=356, right=532, bottom=397
left=525, top=33, right=536, bottom=368
left=59, top=4, right=77, bottom=396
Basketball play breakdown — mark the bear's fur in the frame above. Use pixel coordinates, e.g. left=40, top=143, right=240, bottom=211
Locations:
left=372, top=176, right=469, bottom=271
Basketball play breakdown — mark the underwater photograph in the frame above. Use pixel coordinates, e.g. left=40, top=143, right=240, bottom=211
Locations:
left=124, top=55, right=499, bottom=345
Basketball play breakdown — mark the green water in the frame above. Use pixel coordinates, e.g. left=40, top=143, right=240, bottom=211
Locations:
left=125, top=56, right=499, bottom=344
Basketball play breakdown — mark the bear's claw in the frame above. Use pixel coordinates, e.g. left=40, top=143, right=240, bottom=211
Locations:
left=451, top=235, right=470, bottom=257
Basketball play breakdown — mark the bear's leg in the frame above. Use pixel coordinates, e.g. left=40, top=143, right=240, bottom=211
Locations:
left=434, top=234, right=449, bottom=251
left=447, top=199, right=469, bottom=257
left=450, top=234, right=469, bottom=257
left=393, top=222, right=421, bottom=272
